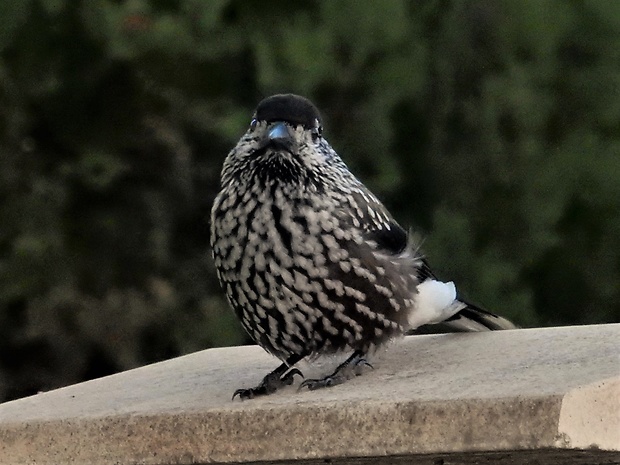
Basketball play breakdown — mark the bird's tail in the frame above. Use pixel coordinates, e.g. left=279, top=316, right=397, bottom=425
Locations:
left=410, top=300, right=518, bottom=334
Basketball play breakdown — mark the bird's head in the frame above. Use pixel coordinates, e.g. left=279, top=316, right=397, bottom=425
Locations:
left=220, top=94, right=349, bottom=189
left=254, top=94, right=323, bottom=153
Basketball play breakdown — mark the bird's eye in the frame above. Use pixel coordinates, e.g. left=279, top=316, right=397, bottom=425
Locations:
left=312, top=124, right=323, bottom=140
left=250, top=118, right=258, bottom=130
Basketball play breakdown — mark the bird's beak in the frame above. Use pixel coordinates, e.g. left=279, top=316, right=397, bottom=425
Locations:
left=264, top=122, right=295, bottom=152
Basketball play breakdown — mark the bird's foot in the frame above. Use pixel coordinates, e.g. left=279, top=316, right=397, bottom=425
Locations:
left=298, top=351, right=372, bottom=391
left=233, top=367, right=303, bottom=400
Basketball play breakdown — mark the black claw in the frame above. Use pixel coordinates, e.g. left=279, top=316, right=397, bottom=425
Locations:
left=281, top=368, right=304, bottom=385
left=355, top=359, right=373, bottom=374
left=232, top=366, right=304, bottom=401
left=232, top=389, right=250, bottom=401
left=298, top=351, right=372, bottom=392
left=298, top=376, right=336, bottom=391
left=232, top=387, right=263, bottom=401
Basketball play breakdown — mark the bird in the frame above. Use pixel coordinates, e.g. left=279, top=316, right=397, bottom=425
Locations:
left=210, top=94, right=517, bottom=400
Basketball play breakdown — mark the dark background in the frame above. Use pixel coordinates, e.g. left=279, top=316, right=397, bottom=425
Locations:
left=1, top=0, right=618, bottom=403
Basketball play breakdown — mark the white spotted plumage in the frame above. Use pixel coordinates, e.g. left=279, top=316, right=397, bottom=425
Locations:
left=210, top=95, right=516, bottom=396
left=210, top=95, right=426, bottom=361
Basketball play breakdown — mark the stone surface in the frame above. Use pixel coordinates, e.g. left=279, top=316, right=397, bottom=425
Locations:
left=0, top=324, right=618, bottom=464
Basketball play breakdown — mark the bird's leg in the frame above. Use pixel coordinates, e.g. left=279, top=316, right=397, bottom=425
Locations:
left=298, top=350, right=372, bottom=391
left=233, top=354, right=304, bottom=400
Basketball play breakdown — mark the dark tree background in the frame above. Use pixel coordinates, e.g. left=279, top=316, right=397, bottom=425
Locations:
left=1, top=0, right=618, bottom=402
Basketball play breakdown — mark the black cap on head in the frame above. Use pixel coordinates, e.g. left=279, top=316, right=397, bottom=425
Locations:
left=255, top=94, right=321, bottom=129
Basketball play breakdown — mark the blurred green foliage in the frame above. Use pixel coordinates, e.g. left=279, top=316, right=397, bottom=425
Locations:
left=0, top=0, right=618, bottom=402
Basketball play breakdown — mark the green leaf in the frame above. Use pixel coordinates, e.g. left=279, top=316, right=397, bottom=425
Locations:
left=0, top=0, right=31, bottom=52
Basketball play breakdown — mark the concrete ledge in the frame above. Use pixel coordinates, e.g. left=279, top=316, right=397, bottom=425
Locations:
left=0, top=324, right=618, bottom=464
